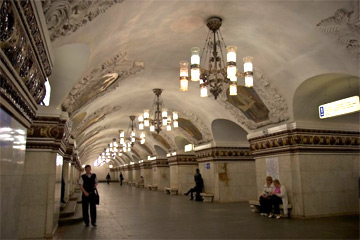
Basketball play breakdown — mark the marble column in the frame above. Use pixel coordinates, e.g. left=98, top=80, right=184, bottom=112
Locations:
left=167, top=153, right=198, bottom=194
left=151, top=157, right=169, bottom=191
left=140, top=161, right=152, bottom=187
left=195, top=144, right=257, bottom=202
left=131, top=163, right=140, bottom=184
left=248, top=123, right=360, bottom=217
left=18, top=112, right=70, bottom=239
left=0, top=108, right=27, bottom=239
left=62, top=159, right=71, bottom=202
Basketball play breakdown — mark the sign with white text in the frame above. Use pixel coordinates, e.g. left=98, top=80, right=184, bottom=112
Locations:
left=319, top=96, right=360, bottom=119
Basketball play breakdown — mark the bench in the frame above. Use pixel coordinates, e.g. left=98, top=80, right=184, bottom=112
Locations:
left=248, top=200, right=292, bottom=217
left=200, top=193, right=214, bottom=202
left=148, top=185, right=158, bottom=191
left=164, top=187, right=178, bottom=195
left=129, top=182, right=136, bottom=186
left=135, top=182, right=144, bottom=188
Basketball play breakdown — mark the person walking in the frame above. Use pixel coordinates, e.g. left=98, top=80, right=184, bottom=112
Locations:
left=106, top=173, right=111, bottom=184
left=119, top=172, right=124, bottom=186
left=184, top=169, right=204, bottom=201
left=79, top=165, right=98, bottom=227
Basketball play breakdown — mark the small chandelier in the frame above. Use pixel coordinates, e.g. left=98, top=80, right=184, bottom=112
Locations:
left=179, top=17, right=254, bottom=99
left=138, top=88, right=178, bottom=134
left=119, top=116, right=146, bottom=152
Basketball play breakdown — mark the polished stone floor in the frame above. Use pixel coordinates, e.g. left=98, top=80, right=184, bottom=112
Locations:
left=54, top=183, right=359, bottom=239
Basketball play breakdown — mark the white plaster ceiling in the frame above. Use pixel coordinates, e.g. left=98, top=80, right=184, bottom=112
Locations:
left=44, top=0, right=360, bottom=165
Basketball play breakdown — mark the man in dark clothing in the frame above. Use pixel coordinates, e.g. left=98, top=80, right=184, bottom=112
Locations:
left=184, top=168, right=204, bottom=201
left=119, top=172, right=124, bottom=186
left=79, top=165, right=98, bottom=227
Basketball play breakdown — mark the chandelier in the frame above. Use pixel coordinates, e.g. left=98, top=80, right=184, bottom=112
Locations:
left=138, top=88, right=178, bottom=134
left=179, top=17, right=254, bottom=99
left=119, top=116, right=146, bottom=153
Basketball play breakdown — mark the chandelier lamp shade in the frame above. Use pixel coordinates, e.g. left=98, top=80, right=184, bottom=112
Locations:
left=138, top=88, right=178, bottom=134
left=179, top=17, right=254, bottom=99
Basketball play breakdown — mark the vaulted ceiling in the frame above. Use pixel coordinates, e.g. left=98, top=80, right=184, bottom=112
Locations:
left=42, top=0, right=359, bottom=166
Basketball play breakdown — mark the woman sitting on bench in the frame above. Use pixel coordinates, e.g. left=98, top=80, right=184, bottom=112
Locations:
left=259, top=176, right=274, bottom=217
left=269, top=179, right=288, bottom=219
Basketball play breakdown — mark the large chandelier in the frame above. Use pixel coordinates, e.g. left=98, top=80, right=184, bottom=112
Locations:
left=119, top=116, right=146, bottom=153
left=138, top=89, right=178, bottom=134
left=179, top=17, right=254, bottom=99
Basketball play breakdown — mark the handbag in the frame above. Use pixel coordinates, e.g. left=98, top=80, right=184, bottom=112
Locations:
left=92, top=189, right=100, bottom=205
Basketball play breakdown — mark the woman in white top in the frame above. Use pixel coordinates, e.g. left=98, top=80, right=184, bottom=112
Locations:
left=269, top=179, right=288, bottom=219
left=259, top=176, right=274, bottom=216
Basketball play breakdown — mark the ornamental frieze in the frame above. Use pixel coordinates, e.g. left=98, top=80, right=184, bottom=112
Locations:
left=167, top=155, right=197, bottom=166
left=0, top=1, right=49, bottom=104
left=42, top=0, right=126, bottom=41
left=249, top=129, right=360, bottom=156
left=150, top=159, right=169, bottom=167
left=195, top=147, right=253, bottom=162
left=139, top=161, right=152, bottom=169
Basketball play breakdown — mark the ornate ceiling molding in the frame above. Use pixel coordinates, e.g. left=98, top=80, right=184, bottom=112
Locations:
left=317, top=2, right=360, bottom=61
left=216, top=68, right=289, bottom=130
left=76, top=125, right=110, bottom=147
left=42, top=0, right=126, bottom=41
left=71, top=105, right=121, bottom=137
left=62, top=51, right=144, bottom=115
left=180, top=111, right=213, bottom=144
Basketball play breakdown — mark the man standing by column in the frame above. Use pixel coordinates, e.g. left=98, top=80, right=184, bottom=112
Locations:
left=79, top=165, right=98, bottom=227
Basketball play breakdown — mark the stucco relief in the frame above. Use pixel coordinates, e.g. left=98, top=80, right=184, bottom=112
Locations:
left=72, top=105, right=121, bottom=137
left=76, top=125, right=110, bottom=147
left=62, top=51, right=144, bottom=115
left=216, top=68, right=289, bottom=130
left=317, top=2, right=360, bottom=61
left=42, top=0, right=126, bottom=41
left=178, top=111, right=213, bottom=144
left=158, top=132, right=177, bottom=150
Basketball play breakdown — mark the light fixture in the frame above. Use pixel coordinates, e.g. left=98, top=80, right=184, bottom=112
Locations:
left=179, top=17, right=254, bottom=99
left=138, top=89, right=178, bottom=134
left=119, top=116, right=146, bottom=152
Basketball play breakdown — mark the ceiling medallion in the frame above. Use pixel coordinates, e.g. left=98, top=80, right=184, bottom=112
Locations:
left=179, top=17, right=254, bottom=99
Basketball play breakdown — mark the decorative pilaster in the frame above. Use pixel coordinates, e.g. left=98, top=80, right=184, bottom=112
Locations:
left=167, top=154, right=198, bottom=194
left=131, top=163, right=140, bottom=184
left=150, top=157, right=169, bottom=191
left=195, top=145, right=256, bottom=202
left=248, top=124, right=359, bottom=217
left=140, top=161, right=152, bottom=187
left=19, top=113, right=70, bottom=239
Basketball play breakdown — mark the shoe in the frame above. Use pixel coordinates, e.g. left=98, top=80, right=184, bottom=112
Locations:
left=85, top=224, right=89, bottom=227
left=268, top=214, right=274, bottom=218
left=260, top=213, right=264, bottom=216
left=91, top=223, right=97, bottom=227
left=189, top=198, right=194, bottom=200
left=276, top=215, right=281, bottom=219
left=263, top=213, right=268, bottom=217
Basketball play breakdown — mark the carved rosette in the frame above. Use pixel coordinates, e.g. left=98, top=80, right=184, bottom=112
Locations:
left=317, top=2, right=360, bottom=61
left=167, top=154, right=198, bottom=166
left=42, top=0, right=126, bottom=41
left=216, top=68, right=289, bottom=130
left=195, top=146, right=253, bottom=163
left=26, top=116, right=69, bottom=153
left=249, top=129, right=360, bottom=157
left=150, top=158, right=169, bottom=167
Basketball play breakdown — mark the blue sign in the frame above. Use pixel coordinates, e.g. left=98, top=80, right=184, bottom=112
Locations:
left=206, top=162, right=210, bottom=170
left=319, top=106, right=324, bottom=117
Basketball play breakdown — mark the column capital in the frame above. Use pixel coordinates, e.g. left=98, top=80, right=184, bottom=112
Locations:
left=150, top=158, right=169, bottom=167
left=195, top=146, right=253, bottom=162
left=248, top=127, right=360, bottom=157
left=168, top=154, right=198, bottom=166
